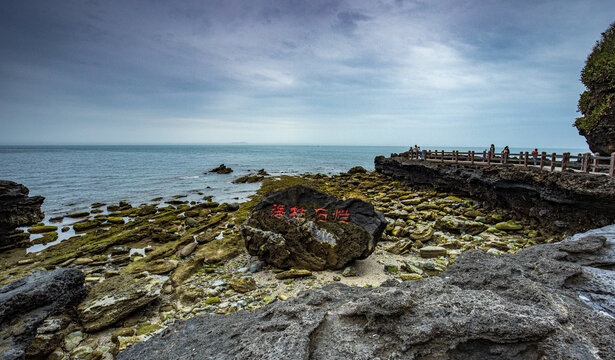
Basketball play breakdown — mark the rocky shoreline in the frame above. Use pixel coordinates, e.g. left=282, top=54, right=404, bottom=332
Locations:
left=1, top=162, right=614, bottom=359
left=375, top=154, right=615, bottom=234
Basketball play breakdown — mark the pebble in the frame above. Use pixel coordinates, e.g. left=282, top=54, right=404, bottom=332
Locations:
left=249, top=261, right=264, bottom=273
left=211, top=280, right=227, bottom=287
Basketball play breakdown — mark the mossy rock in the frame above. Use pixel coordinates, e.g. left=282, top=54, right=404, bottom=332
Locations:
left=135, top=323, right=162, bottom=336
left=8, top=232, right=30, bottom=241
left=194, top=235, right=242, bottom=264
left=205, top=297, right=220, bottom=304
left=124, top=259, right=177, bottom=275
left=137, top=205, right=158, bottom=216
left=275, top=269, right=313, bottom=280
left=40, top=231, right=58, bottom=243
left=107, top=218, right=125, bottom=225
left=232, top=174, right=265, bottom=184
left=495, top=221, right=523, bottom=232
left=170, top=257, right=204, bottom=286
left=73, top=219, right=103, bottom=232
left=27, top=225, right=58, bottom=234
left=66, top=211, right=90, bottom=218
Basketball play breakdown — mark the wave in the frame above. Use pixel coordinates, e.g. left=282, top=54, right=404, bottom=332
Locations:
left=179, top=176, right=199, bottom=180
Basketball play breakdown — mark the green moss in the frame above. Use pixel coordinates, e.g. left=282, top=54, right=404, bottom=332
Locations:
left=106, top=217, right=125, bottom=225
left=205, top=297, right=220, bottom=304
left=135, top=323, right=162, bottom=336
left=576, top=22, right=615, bottom=133
left=73, top=219, right=103, bottom=232
left=66, top=211, right=90, bottom=218
left=27, top=225, right=57, bottom=234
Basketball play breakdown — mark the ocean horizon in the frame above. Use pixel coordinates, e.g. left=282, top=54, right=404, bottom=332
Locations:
left=1, top=144, right=590, bottom=220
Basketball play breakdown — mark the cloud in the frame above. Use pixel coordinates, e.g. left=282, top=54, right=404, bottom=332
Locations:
left=1, top=0, right=614, bottom=148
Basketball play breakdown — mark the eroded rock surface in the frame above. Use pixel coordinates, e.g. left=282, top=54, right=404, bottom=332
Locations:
left=118, top=225, right=615, bottom=360
left=0, top=180, right=45, bottom=250
left=0, top=269, right=85, bottom=360
left=77, top=274, right=167, bottom=332
left=241, top=185, right=386, bottom=270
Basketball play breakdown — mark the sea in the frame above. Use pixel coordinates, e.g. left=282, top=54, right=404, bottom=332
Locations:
left=0, top=145, right=591, bottom=219
left=0, top=144, right=589, bottom=251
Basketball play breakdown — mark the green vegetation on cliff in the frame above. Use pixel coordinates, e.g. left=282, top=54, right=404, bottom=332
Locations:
left=575, top=22, right=615, bottom=134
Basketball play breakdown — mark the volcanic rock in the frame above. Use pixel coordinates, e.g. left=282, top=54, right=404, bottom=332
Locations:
left=209, top=164, right=233, bottom=174
left=118, top=225, right=615, bottom=359
left=240, top=185, right=386, bottom=270
left=0, top=180, right=45, bottom=250
left=77, top=274, right=167, bottom=332
left=375, top=156, right=615, bottom=234
left=0, top=269, right=85, bottom=360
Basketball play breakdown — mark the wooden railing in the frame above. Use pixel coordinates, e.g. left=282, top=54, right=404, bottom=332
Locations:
left=399, top=149, right=615, bottom=177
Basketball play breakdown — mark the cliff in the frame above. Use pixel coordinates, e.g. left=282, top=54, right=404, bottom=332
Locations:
left=375, top=156, right=615, bottom=234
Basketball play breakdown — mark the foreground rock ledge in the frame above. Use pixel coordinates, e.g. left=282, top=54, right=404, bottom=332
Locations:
left=241, top=185, right=386, bottom=270
left=119, top=225, right=615, bottom=359
left=0, top=269, right=85, bottom=360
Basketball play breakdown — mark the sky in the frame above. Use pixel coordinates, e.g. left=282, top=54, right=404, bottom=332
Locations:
left=1, top=0, right=614, bottom=148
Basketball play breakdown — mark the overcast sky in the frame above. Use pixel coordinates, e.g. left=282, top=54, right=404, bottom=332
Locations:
left=1, top=0, right=613, bottom=148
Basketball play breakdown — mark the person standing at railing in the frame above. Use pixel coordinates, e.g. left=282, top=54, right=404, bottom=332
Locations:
left=532, top=148, right=538, bottom=165
left=502, top=146, right=510, bottom=164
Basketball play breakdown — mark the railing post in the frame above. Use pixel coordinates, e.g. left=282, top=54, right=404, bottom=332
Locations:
left=610, top=152, right=615, bottom=177
left=471, top=151, right=475, bottom=165
left=524, top=152, right=528, bottom=167
left=593, top=153, right=600, bottom=172
left=487, top=151, right=492, bottom=165
left=455, top=150, right=459, bottom=164
left=441, top=150, right=444, bottom=163
left=540, top=152, right=546, bottom=169
left=482, top=150, right=486, bottom=163
left=561, top=152, right=569, bottom=172
left=550, top=153, right=556, bottom=172
left=582, top=153, right=591, bottom=173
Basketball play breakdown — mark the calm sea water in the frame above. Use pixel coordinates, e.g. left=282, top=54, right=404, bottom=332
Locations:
left=0, top=144, right=589, bottom=220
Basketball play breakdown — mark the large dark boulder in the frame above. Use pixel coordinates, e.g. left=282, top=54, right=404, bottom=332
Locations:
left=0, top=269, right=85, bottom=360
left=240, top=185, right=386, bottom=270
left=118, top=225, right=615, bottom=360
left=0, top=180, right=45, bottom=250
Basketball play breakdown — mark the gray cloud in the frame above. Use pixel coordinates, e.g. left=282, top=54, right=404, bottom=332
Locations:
left=0, top=0, right=614, bottom=147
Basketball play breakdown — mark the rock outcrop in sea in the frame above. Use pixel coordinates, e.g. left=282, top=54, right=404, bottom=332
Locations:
left=0, top=268, right=85, bottom=360
left=118, top=224, right=615, bottom=359
left=241, top=185, right=386, bottom=270
left=375, top=155, right=615, bottom=234
left=0, top=180, right=45, bottom=250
